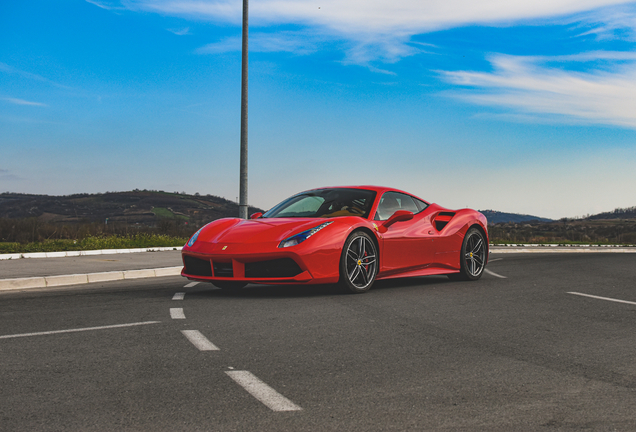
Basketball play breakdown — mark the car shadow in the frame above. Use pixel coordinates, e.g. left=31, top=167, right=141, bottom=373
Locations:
left=188, top=275, right=454, bottom=299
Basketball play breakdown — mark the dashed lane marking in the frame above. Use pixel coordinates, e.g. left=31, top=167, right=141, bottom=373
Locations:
left=568, top=292, right=636, bottom=306
left=184, top=282, right=199, bottom=288
left=484, top=268, right=507, bottom=279
left=172, top=292, right=185, bottom=300
left=170, top=308, right=186, bottom=319
left=181, top=330, right=219, bottom=351
left=226, top=370, right=302, bottom=412
left=0, top=321, right=161, bottom=340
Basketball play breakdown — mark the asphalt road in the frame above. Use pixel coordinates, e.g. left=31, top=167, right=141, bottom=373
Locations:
left=0, top=250, right=183, bottom=279
left=1, top=253, right=636, bottom=431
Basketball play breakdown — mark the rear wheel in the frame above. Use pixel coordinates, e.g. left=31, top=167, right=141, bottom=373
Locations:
left=448, top=227, right=486, bottom=281
left=339, top=231, right=378, bottom=294
left=213, top=281, right=247, bottom=290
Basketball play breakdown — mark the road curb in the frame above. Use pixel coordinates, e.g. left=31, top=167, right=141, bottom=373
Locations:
left=0, top=266, right=183, bottom=292
left=0, top=246, right=183, bottom=261
left=490, top=247, right=636, bottom=253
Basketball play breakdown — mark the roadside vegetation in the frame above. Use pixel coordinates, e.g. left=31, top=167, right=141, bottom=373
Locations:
left=0, top=234, right=188, bottom=254
left=0, top=218, right=191, bottom=254
left=0, top=190, right=264, bottom=253
left=489, top=218, right=636, bottom=245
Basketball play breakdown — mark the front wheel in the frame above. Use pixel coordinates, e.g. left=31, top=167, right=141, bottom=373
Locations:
left=339, top=231, right=378, bottom=294
left=448, top=227, right=486, bottom=281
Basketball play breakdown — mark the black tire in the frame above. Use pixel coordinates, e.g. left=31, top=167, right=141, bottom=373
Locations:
left=213, top=281, right=247, bottom=290
left=339, top=231, right=378, bottom=294
left=448, top=227, right=487, bottom=281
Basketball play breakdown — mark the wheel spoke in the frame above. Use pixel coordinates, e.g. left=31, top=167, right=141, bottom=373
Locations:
left=359, top=266, right=369, bottom=284
left=359, top=237, right=366, bottom=257
left=471, top=238, right=483, bottom=254
left=361, top=254, right=376, bottom=263
left=347, top=249, right=358, bottom=261
left=349, top=265, right=361, bottom=282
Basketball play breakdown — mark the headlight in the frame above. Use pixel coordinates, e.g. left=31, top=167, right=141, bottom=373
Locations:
left=278, top=222, right=333, bottom=248
left=187, top=227, right=203, bottom=247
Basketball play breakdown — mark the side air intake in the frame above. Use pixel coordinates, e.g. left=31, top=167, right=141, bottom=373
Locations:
left=434, top=212, right=456, bottom=231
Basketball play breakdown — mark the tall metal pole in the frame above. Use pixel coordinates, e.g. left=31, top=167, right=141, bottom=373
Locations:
left=238, top=0, right=249, bottom=219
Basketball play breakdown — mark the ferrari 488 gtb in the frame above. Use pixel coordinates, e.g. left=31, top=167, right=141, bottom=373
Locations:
left=181, top=186, right=488, bottom=293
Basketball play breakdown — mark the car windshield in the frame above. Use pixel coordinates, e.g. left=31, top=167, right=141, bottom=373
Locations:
left=263, top=188, right=377, bottom=219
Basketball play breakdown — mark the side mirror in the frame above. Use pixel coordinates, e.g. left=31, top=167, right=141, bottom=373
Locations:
left=380, top=210, right=414, bottom=231
left=250, top=212, right=263, bottom=220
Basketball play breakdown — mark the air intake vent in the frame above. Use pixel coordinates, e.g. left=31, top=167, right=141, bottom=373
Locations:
left=213, top=261, right=234, bottom=277
left=245, top=258, right=302, bottom=278
left=434, top=212, right=456, bottom=231
left=184, top=256, right=212, bottom=277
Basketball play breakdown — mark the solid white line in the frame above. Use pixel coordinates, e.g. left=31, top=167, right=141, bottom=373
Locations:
left=488, top=258, right=503, bottom=262
left=172, top=292, right=185, bottom=300
left=568, top=292, right=636, bottom=306
left=184, top=282, right=199, bottom=288
left=484, top=268, right=507, bottom=279
left=226, top=371, right=302, bottom=412
left=181, top=330, right=219, bottom=351
left=170, top=308, right=186, bottom=319
left=0, top=321, right=161, bottom=340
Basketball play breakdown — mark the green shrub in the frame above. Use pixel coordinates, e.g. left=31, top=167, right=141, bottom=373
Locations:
left=0, top=234, right=188, bottom=254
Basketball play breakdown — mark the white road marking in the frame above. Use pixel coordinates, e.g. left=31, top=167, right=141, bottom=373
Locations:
left=172, top=292, right=185, bottom=300
left=184, top=282, right=199, bottom=288
left=488, top=258, right=503, bottom=262
left=170, top=308, right=186, bottom=319
left=484, top=268, right=507, bottom=279
left=0, top=321, right=161, bottom=340
left=181, top=330, right=219, bottom=351
left=568, top=292, right=636, bottom=306
left=226, top=371, right=302, bottom=412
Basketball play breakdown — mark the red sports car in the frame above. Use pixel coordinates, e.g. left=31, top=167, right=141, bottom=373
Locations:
left=181, top=186, right=488, bottom=293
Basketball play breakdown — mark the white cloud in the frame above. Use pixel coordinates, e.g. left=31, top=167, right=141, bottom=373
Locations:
left=440, top=52, right=636, bottom=129
left=124, top=0, right=636, bottom=63
left=196, top=31, right=321, bottom=55
left=568, top=3, right=636, bottom=40
left=1, top=97, right=47, bottom=107
left=85, top=0, right=112, bottom=9
left=0, top=62, right=71, bottom=89
left=129, top=0, right=635, bottom=33
left=196, top=37, right=240, bottom=54
left=85, top=0, right=125, bottom=10
left=167, top=27, right=191, bottom=35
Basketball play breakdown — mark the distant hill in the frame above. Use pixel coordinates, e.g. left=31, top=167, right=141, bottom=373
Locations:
left=586, top=206, right=636, bottom=220
left=0, top=190, right=263, bottom=226
left=478, top=210, right=553, bottom=224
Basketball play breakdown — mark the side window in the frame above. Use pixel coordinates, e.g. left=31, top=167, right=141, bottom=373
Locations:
left=414, top=198, right=429, bottom=212
left=374, top=192, right=420, bottom=221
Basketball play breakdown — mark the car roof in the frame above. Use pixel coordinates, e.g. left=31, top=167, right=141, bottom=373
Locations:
left=301, top=185, right=429, bottom=204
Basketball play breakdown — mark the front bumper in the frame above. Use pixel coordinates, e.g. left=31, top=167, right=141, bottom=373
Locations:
left=181, top=242, right=341, bottom=285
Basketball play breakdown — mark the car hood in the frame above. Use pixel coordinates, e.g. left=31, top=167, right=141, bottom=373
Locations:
left=202, top=218, right=331, bottom=244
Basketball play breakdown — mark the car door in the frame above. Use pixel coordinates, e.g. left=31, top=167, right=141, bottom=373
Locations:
left=375, top=192, right=436, bottom=275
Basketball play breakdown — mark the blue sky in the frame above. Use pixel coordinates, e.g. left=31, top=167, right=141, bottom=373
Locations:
left=2, top=0, right=636, bottom=219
